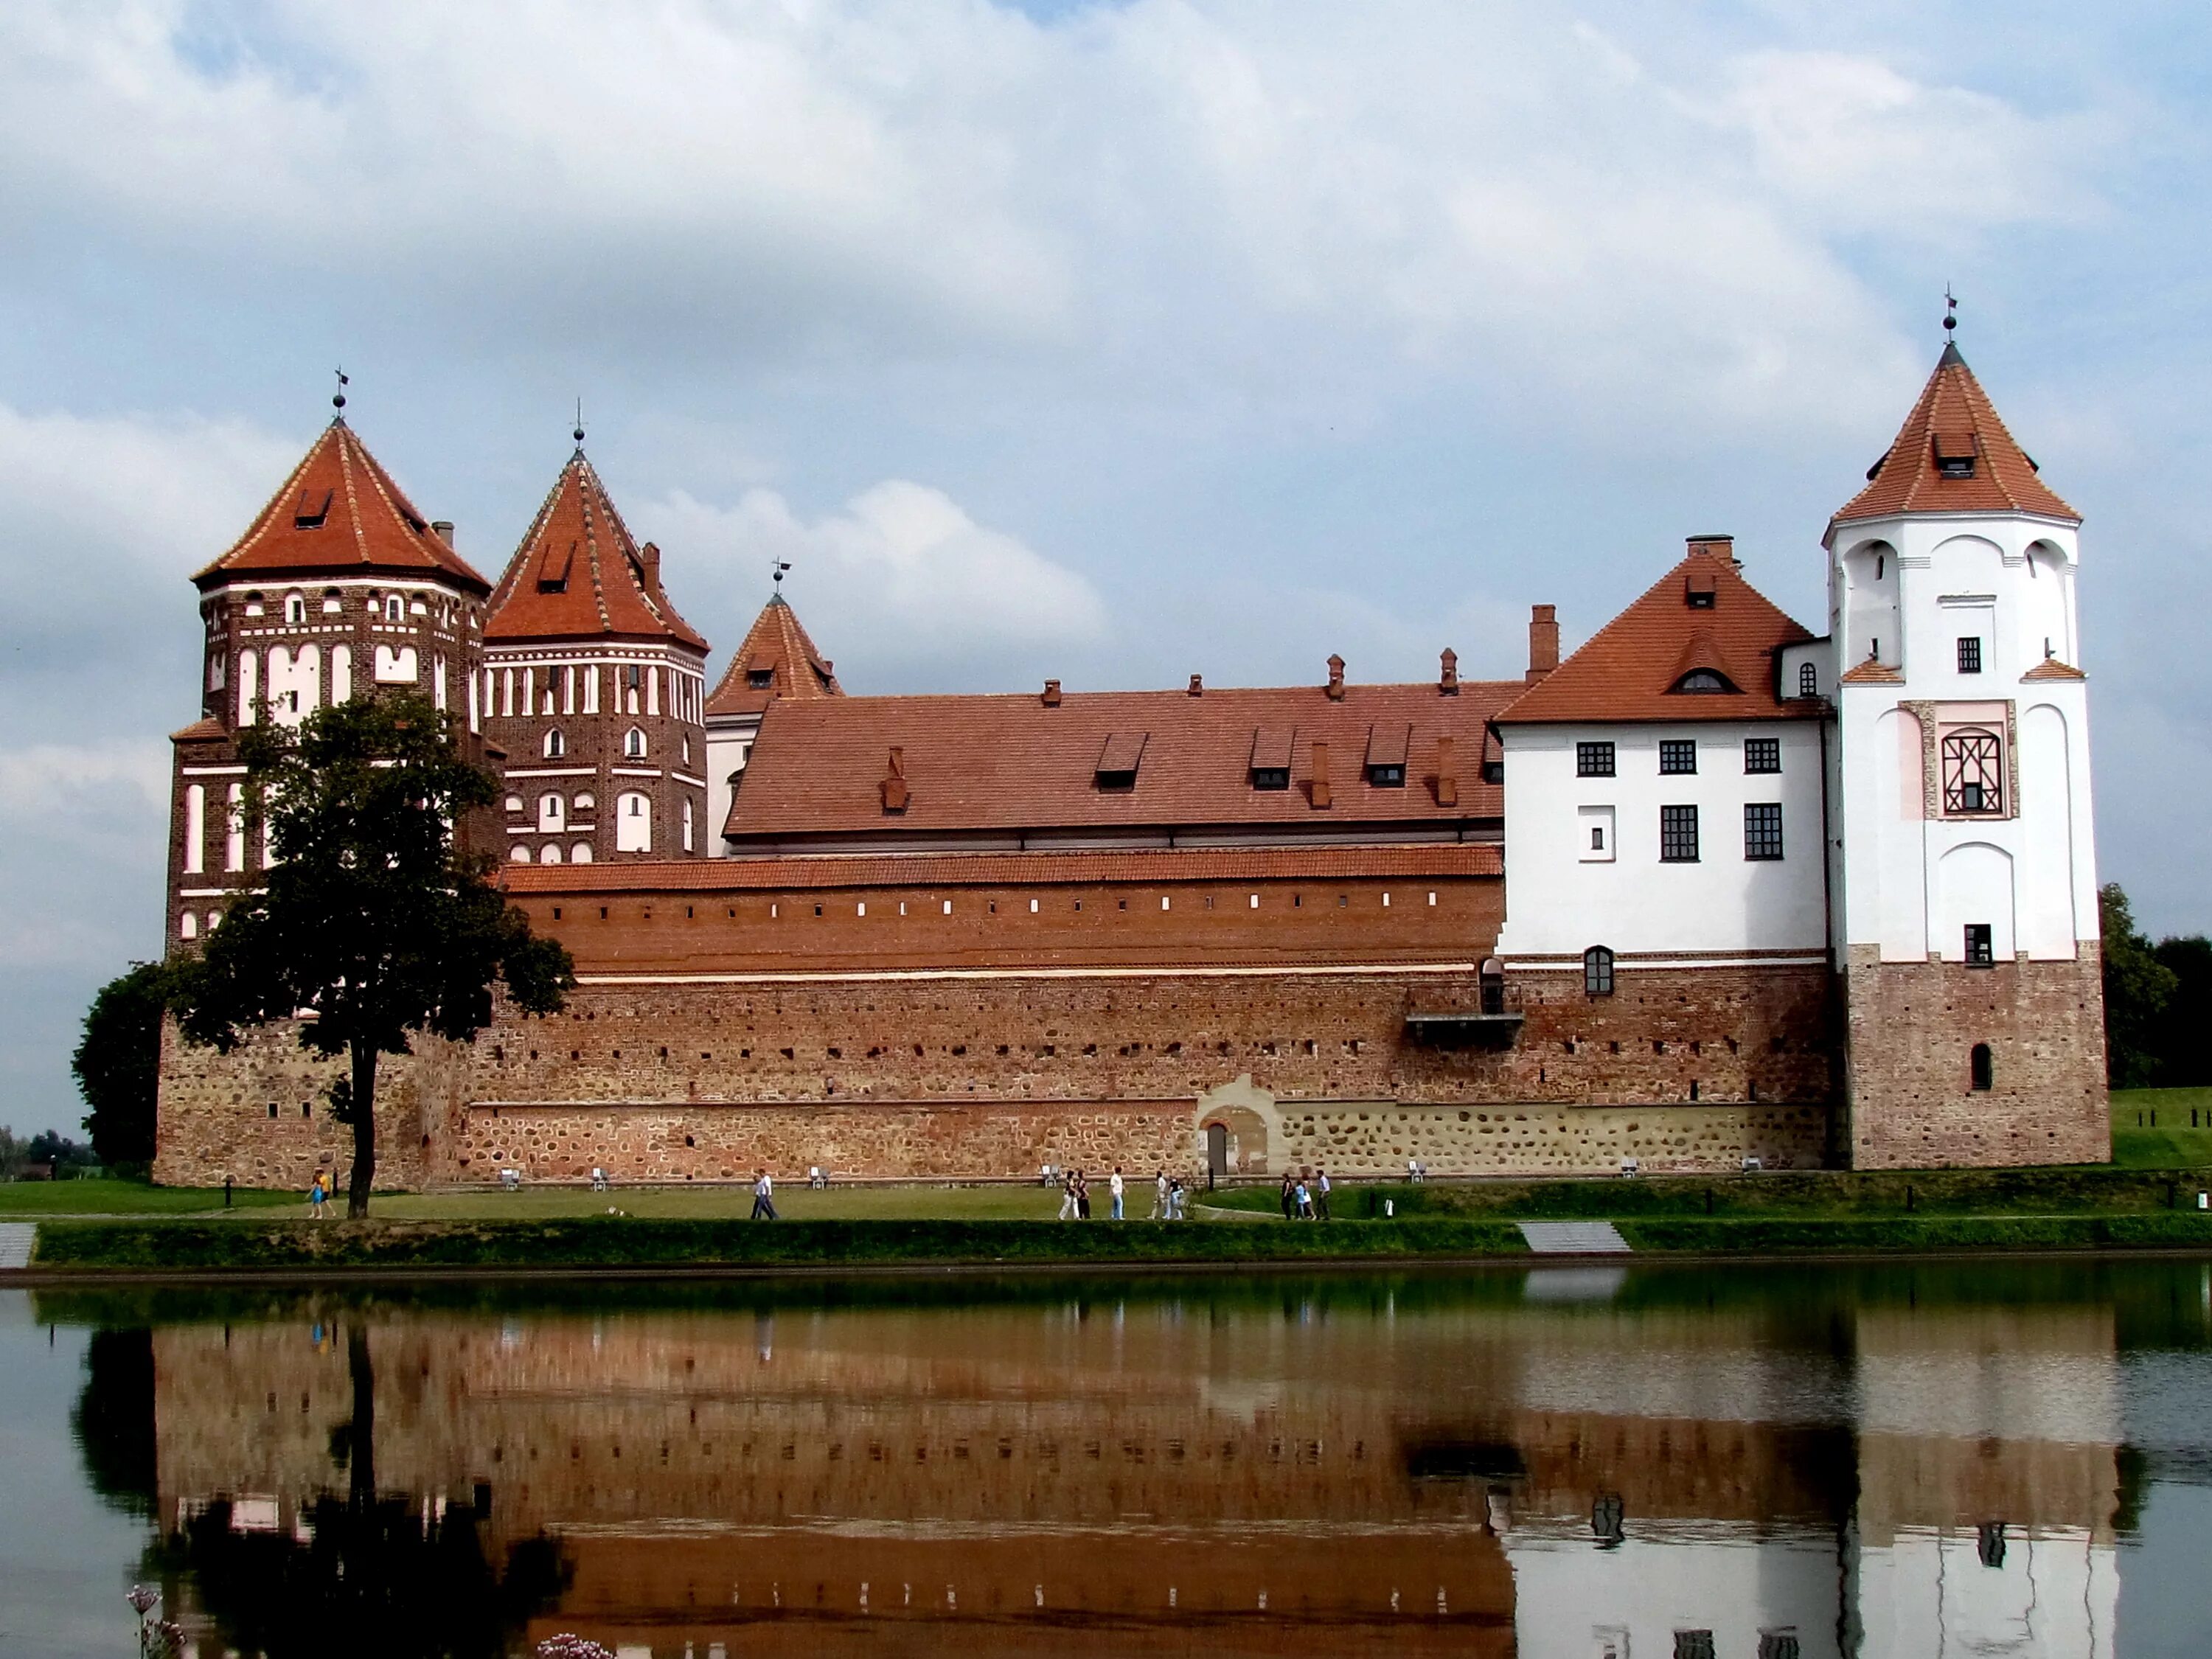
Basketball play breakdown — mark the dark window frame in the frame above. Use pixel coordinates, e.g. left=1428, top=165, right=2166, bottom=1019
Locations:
left=1366, top=762, right=1406, bottom=788
left=1970, top=1042, right=1994, bottom=1091
left=1576, top=741, right=1616, bottom=778
left=1941, top=728, right=2003, bottom=815
left=1964, top=923, right=1995, bottom=967
left=1659, top=740, right=1697, bottom=776
left=1584, top=945, right=1615, bottom=998
left=1798, top=661, right=1819, bottom=698
left=1744, top=801, right=1784, bottom=860
left=1249, top=766, right=1291, bottom=791
left=1744, top=737, right=1781, bottom=774
left=1957, top=636, right=1983, bottom=674
left=1660, top=804, right=1700, bottom=863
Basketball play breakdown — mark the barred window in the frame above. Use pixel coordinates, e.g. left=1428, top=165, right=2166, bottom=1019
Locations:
left=1576, top=741, right=1615, bottom=778
left=1957, top=636, right=1983, bottom=674
left=1759, top=1635, right=1803, bottom=1659
left=1659, top=740, right=1697, bottom=775
left=1964, top=923, right=1994, bottom=967
left=1798, top=661, right=1818, bottom=698
left=1675, top=1633, right=1717, bottom=1659
left=1744, top=802, right=1784, bottom=860
left=1584, top=945, right=1615, bottom=997
left=1941, top=728, right=2003, bottom=814
left=1660, top=804, right=1700, bottom=862
left=1744, top=737, right=1780, bottom=773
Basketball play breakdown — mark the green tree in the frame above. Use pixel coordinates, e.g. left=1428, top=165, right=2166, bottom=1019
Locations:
left=170, top=695, right=573, bottom=1217
left=2149, top=933, right=2212, bottom=1086
left=2100, top=883, right=2178, bottom=1088
left=72, top=961, right=178, bottom=1170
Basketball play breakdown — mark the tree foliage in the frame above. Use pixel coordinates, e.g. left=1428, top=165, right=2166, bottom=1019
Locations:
left=73, top=960, right=180, bottom=1169
left=2100, top=882, right=2188, bottom=1088
left=171, top=695, right=572, bottom=1215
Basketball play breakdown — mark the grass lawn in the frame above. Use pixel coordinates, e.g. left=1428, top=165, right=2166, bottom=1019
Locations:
left=2111, top=1088, right=2212, bottom=1169
left=366, top=1182, right=1093, bottom=1223
left=0, top=1178, right=295, bottom=1217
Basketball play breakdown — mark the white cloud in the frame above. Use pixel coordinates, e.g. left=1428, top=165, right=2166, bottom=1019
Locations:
left=640, top=479, right=1107, bottom=686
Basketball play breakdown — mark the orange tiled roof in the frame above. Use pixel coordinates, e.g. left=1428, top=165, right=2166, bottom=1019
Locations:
left=503, top=841, right=1502, bottom=895
left=194, top=419, right=489, bottom=591
left=1839, top=658, right=1905, bottom=686
left=723, top=679, right=1513, bottom=841
left=2022, top=658, right=2087, bottom=681
left=484, top=451, right=707, bottom=650
left=170, top=717, right=226, bottom=742
left=1833, top=344, right=2079, bottom=525
left=1492, top=549, right=1818, bottom=725
left=705, top=594, right=842, bottom=716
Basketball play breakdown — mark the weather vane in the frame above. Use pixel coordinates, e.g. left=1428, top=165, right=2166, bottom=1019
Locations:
left=1943, top=285, right=1958, bottom=339
left=772, top=560, right=792, bottom=594
left=573, top=397, right=585, bottom=447
left=333, top=366, right=349, bottom=413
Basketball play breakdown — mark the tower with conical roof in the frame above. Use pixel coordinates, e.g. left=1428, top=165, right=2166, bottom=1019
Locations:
left=1816, top=322, right=2106, bottom=1166
left=703, top=580, right=843, bottom=855
left=166, top=406, right=492, bottom=950
left=481, top=437, right=711, bottom=865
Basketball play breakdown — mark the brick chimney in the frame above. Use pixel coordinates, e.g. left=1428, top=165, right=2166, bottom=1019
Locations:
left=1188, top=674, right=1203, bottom=696
left=1041, top=679, right=1062, bottom=707
left=641, top=540, right=662, bottom=587
left=431, top=519, right=455, bottom=548
left=880, top=746, right=909, bottom=813
left=1687, top=532, right=1735, bottom=565
left=1439, top=647, right=1459, bottom=695
left=1434, top=735, right=1458, bottom=807
left=1526, top=605, right=1559, bottom=684
left=1325, top=654, right=1346, bottom=701
left=1310, top=740, right=1332, bottom=808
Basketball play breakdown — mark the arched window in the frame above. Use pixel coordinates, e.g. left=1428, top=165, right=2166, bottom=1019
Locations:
left=538, top=793, right=564, bottom=832
left=682, top=797, right=695, bottom=852
left=543, top=728, right=566, bottom=759
left=616, top=792, right=652, bottom=852
left=1672, top=669, right=1736, bottom=694
left=538, top=843, right=563, bottom=864
left=385, top=594, right=405, bottom=623
left=624, top=727, right=647, bottom=759
left=510, top=845, right=531, bottom=863
left=1969, top=1042, right=1994, bottom=1092
left=1584, top=946, right=1615, bottom=998
left=284, top=592, right=306, bottom=625
left=573, top=793, right=595, bottom=813
left=180, top=911, right=198, bottom=940
left=1941, top=728, right=2003, bottom=815
left=1479, top=958, right=1505, bottom=1015
left=570, top=842, right=594, bottom=864
left=1798, top=661, right=1818, bottom=698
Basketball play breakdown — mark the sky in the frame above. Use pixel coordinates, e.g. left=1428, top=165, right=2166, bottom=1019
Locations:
left=4, top=0, right=2208, bottom=1139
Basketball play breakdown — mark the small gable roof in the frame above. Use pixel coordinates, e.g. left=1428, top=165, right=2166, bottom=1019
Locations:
left=706, top=594, right=843, bottom=717
left=484, top=451, right=707, bottom=650
left=195, top=420, right=488, bottom=592
left=1834, top=344, right=2079, bottom=526
left=1492, top=549, right=1818, bottom=726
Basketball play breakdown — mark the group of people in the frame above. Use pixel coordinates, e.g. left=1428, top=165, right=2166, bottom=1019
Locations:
left=1279, top=1166, right=1334, bottom=1220
left=1053, top=1165, right=1191, bottom=1221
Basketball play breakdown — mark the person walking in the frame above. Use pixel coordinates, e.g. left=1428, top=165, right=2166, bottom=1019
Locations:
left=750, top=1169, right=779, bottom=1220
left=1110, top=1166, right=1125, bottom=1221
left=1315, top=1166, right=1332, bottom=1221
left=1294, top=1176, right=1313, bottom=1220
left=1152, top=1169, right=1169, bottom=1220
left=307, top=1172, right=327, bottom=1219
left=1280, top=1170, right=1296, bottom=1220
left=1060, top=1169, right=1079, bottom=1221
left=1077, top=1169, right=1092, bottom=1220
left=1167, top=1175, right=1185, bottom=1220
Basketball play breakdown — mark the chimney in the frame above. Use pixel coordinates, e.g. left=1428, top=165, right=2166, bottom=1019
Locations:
left=1041, top=678, right=1062, bottom=708
left=880, top=746, right=909, bottom=813
left=1188, top=673, right=1204, bottom=696
left=1686, top=532, right=1736, bottom=566
left=1434, top=735, right=1458, bottom=807
left=1526, top=605, right=1559, bottom=684
left=431, top=519, right=456, bottom=547
left=1325, top=654, right=1346, bottom=701
left=640, top=540, right=663, bottom=586
left=1439, top=647, right=1460, bottom=696
left=1310, top=740, right=1332, bottom=809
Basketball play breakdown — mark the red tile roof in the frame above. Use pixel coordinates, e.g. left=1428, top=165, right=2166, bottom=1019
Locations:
left=1492, top=549, right=1818, bottom=725
left=2022, top=657, right=2087, bottom=681
left=170, top=717, right=226, bottom=742
left=194, top=419, right=489, bottom=591
left=503, top=841, right=1500, bottom=895
left=705, top=594, right=841, bottom=716
left=723, top=680, right=1513, bottom=842
left=1838, top=658, right=1905, bottom=686
left=1833, top=344, right=2079, bottom=525
left=484, top=451, right=707, bottom=650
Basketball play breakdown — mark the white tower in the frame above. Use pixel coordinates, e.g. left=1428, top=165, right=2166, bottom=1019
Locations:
left=1815, top=332, right=2106, bottom=1166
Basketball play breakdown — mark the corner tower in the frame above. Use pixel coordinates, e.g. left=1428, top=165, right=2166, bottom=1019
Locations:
left=167, top=413, right=491, bottom=950
left=482, top=441, right=711, bottom=864
left=703, top=584, right=842, bottom=855
left=1823, top=335, right=2106, bottom=1166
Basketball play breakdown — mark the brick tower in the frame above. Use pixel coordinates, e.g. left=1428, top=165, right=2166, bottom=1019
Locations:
left=1824, top=332, right=2107, bottom=1166
left=703, top=582, right=843, bottom=855
left=167, top=411, right=491, bottom=950
left=481, top=438, right=711, bottom=864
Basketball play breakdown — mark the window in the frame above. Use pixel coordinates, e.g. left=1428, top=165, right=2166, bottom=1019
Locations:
left=624, top=727, right=647, bottom=759
left=385, top=594, right=405, bottom=623
left=1660, top=804, right=1700, bottom=862
left=505, top=795, right=524, bottom=813
left=1957, top=635, right=1983, bottom=674
left=747, top=668, right=773, bottom=690
left=1576, top=741, right=1615, bottom=778
left=1964, top=923, right=1994, bottom=967
left=1758, top=1635, right=1803, bottom=1659
left=1250, top=765, right=1290, bottom=790
left=543, top=728, right=566, bottom=759
left=573, top=793, right=594, bottom=813
left=1672, top=669, right=1734, bottom=693
left=1659, top=740, right=1697, bottom=775
left=1584, top=945, right=1615, bottom=997
left=1674, top=1635, right=1716, bottom=1659
left=1480, top=961, right=1505, bottom=1015
left=1579, top=804, right=1615, bottom=863
left=538, top=793, right=564, bottom=832
left=616, top=793, right=651, bottom=852
left=1941, top=728, right=2003, bottom=815
left=1366, top=763, right=1405, bottom=787
left=284, top=593, right=305, bottom=625
left=1744, top=737, right=1780, bottom=774
left=1970, top=1041, right=1994, bottom=1091
left=1744, top=802, right=1784, bottom=860
left=1798, top=661, right=1818, bottom=698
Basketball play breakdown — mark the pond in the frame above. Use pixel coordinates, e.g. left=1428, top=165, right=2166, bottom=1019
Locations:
left=5, top=1258, right=2211, bottom=1657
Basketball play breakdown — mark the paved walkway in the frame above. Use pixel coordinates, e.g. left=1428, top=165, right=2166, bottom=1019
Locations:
left=0, top=1222, right=37, bottom=1270
left=1518, top=1220, right=1630, bottom=1254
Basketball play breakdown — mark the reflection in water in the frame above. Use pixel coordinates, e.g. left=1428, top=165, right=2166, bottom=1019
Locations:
left=40, top=1261, right=2212, bottom=1657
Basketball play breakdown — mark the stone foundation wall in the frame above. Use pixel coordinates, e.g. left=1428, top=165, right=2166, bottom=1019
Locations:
left=1840, top=945, right=2109, bottom=1169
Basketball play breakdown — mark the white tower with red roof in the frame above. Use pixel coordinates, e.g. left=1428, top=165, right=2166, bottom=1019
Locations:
left=1818, top=331, right=2106, bottom=1165
left=703, top=582, right=843, bottom=855
left=481, top=437, right=711, bottom=865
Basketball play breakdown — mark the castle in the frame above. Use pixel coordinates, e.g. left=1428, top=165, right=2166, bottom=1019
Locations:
left=155, top=337, right=2108, bottom=1188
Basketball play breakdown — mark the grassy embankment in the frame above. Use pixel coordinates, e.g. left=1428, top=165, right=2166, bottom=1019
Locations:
left=2112, top=1087, right=2212, bottom=1168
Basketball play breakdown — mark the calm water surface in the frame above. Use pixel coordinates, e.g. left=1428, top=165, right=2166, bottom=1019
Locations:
left=5, top=1259, right=2211, bottom=1658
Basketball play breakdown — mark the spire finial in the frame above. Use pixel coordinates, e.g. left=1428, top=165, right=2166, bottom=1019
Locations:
left=1943, top=284, right=1958, bottom=339
left=573, top=397, right=585, bottom=448
left=332, top=366, right=349, bottom=415
left=771, top=559, right=791, bottom=597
